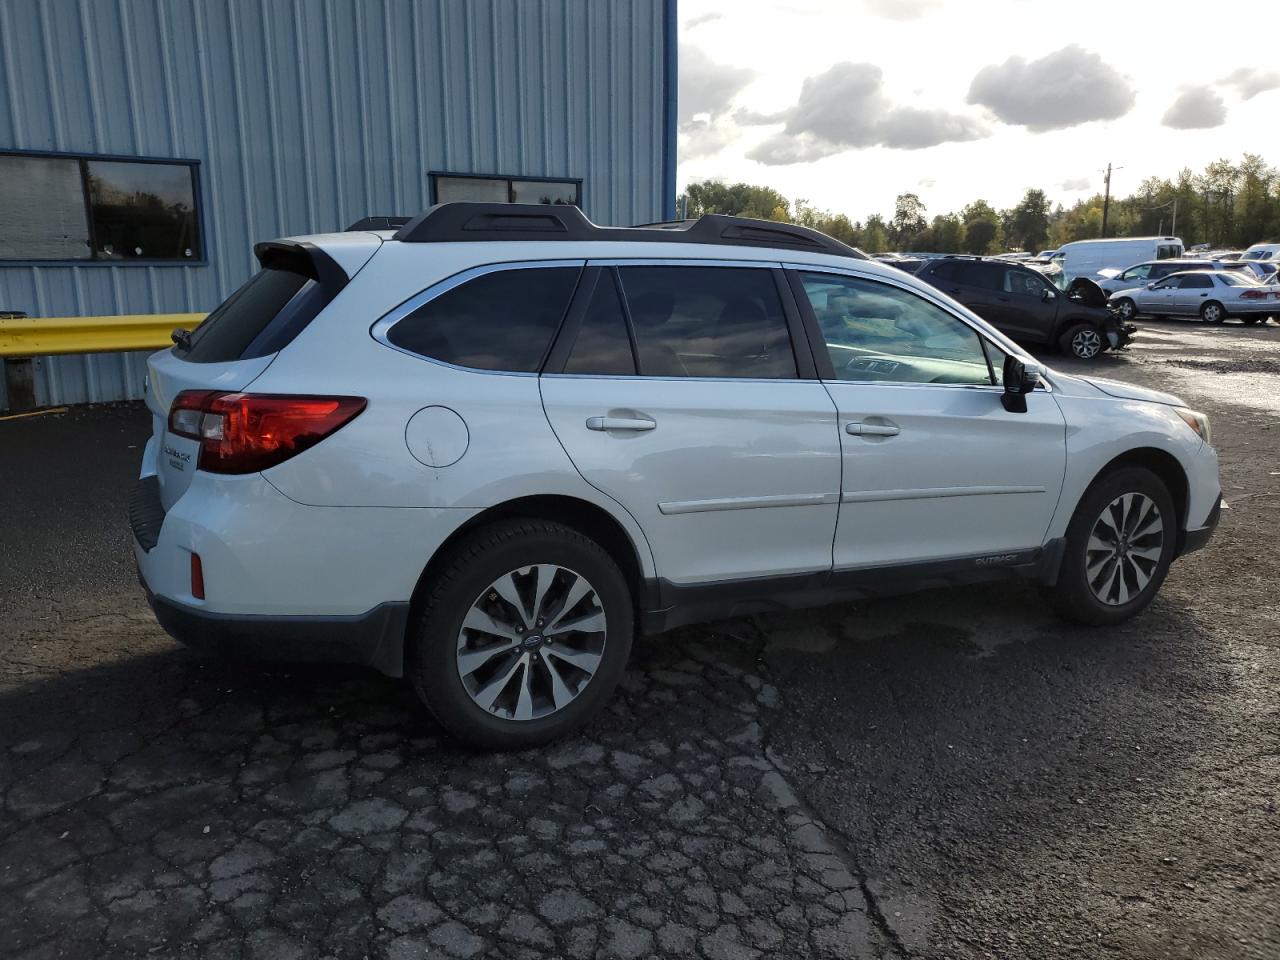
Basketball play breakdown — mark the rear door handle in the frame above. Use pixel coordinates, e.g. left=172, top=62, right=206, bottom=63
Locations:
left=586, top=416, right=656, bottom=432
left=846, top=421, right=899, bottom=437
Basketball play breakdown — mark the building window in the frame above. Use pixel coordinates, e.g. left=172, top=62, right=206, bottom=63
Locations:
left=431, top=172, right=581, bottom=207
left=0, top=151, right=202, bottom=262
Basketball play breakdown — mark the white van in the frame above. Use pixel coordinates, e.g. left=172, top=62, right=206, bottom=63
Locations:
left=1052, top=237, right=1184, bottom=280
left=1242, top=242, right=1280, bottom=262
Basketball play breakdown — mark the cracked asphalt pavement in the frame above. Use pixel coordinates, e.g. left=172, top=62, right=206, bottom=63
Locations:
left=2, top=319, right=1278, bottom=959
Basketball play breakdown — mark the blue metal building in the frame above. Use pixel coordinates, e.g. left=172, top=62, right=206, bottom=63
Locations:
left=0, top=0, right=678, bottom=409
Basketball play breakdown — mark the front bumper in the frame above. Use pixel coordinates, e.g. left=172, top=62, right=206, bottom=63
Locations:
left=1180, top=491, right=1222, bottom=556
left=1107, top=321, right=1137, bottom=349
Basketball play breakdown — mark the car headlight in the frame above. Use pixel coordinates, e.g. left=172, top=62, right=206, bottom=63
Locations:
left=1176, top=407, right=1211, bottom=444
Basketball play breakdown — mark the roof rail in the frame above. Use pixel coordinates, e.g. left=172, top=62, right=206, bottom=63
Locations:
left=346, top=215, right=412, bottom=231
left=391, top=203, right=867, bottom=259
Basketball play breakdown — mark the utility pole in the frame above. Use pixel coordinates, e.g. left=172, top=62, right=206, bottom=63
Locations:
left=1101, top=163, right=1113, bottom=238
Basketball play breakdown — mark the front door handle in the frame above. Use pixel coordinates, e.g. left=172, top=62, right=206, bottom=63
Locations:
left=846, top=421, right=899, bottom=437
left=586, top=416, right=656, bottom=432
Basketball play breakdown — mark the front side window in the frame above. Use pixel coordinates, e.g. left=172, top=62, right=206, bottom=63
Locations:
left=0, top=151, right=200, bottom=262
left=799, top=273, right=993, bottom=386
left=616, top=266, right=796, bottom=379
left=1003, top=268, right=1048, bottom=297
left=387, top=267, right=580, bottom=372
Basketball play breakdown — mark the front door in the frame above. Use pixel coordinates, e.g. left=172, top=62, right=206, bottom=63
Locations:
left=791, top=269, right=1067, bottom=571
left=993, top=264, right=1058, bottom=343
left=540, top=263, right=842, bottom=586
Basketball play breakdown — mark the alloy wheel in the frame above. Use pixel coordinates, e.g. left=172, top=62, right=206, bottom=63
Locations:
left=456, top=564, right=606, bottom=721
left=1085, top=493, right=1164, bottom=606
left=1072, top=328, right=1103, bottom=359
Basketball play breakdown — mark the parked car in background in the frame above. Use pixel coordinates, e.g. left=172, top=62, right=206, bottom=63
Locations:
left=916, top=256, right=1134, bottom=359
left=1212, top=250, right=1243, bottom=261
left=131, top=203, right=1221, bottom=748
left=1096, top=258, right=1253, bottom=295
left=1238, top=260, right=1279, bottom=281
left=1052, top=236, right=1184, bottom=280
left=1109, top=270, right=1278, bottom=325
left=1242, top=242, right=1280, bottom=262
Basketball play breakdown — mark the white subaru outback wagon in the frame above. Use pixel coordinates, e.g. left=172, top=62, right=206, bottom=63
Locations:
left=132, top=203, right=1221, bottom=749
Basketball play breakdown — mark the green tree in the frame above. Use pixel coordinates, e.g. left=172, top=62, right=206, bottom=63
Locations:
left=680, top=181, right=790, bottom=221
left=1006, top=189, right=1052, bottom=252
left=960, top=200, right=1000, bottom=254
left=863, top=214, right=889, bottom=253
left=889, top=193, right=927, bottom=249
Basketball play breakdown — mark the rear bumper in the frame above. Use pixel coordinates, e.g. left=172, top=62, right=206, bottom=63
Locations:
left=144, top=585, right=408, bottom=677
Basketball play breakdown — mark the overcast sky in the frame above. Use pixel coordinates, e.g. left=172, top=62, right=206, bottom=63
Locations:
left=677, top=0, right=1280, bottom=219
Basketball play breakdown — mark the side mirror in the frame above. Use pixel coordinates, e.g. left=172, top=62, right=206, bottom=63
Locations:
left=1001, top=355, right=1044, bottom=413
left=1041, top=287, right=1056, bottom=301
left=1145, top=281, right=1156, bottom=289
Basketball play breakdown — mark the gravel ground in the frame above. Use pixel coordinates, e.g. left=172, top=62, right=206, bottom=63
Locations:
left=1, top=318, right=1277, bottom=959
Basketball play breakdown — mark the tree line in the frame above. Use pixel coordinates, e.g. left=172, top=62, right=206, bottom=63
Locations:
left=678, top=154, right=1280, bottom=254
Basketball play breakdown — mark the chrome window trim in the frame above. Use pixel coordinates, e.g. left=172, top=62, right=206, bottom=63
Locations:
left=369, top=259, right=586, bottom=375
left=785, top=261, right=1053, bottom=394
left=588, top=257, right=784, bottom=268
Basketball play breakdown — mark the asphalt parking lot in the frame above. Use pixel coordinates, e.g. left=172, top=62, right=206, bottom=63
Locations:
left=2, top=319, right=1277, bottom=960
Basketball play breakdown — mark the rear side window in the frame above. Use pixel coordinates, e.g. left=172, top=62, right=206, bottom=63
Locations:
left=388, top=267, right=580, bottom=372
left=181, top=265, right=333, bottom=363
left=617, top=266, right=796, bottom=379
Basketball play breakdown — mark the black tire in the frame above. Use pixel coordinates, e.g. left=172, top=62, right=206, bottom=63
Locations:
left=1059, top=322, right=1105, bottom=360
left=408, top=519, right=634, bottom=750
left=1044, top=467, right=1177, bottom=627
left=1200, top=301, right=1226, bottom=324
left=1241, top=316, right=1260, bottom=326
left=1111, top=297, right=1136, bottom=322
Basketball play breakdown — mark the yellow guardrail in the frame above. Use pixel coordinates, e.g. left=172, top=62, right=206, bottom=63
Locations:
left=0, top=313, right=208, bottom=357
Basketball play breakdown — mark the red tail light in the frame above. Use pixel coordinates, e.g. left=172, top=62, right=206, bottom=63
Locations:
left=1240, top=289, right=1268, bottom=300
left=168, top=391, right=366, bottom=474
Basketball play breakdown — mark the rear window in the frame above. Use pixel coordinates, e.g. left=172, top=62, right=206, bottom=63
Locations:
left=387, top=267, right=580, bottom=372
left=180, top=265, right=334, bottom=363
left=1156, top=245, right=1181, bottom=260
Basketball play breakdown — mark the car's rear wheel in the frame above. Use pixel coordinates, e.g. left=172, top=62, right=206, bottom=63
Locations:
left=1111, top=297, right=1136, bottom=322
left=408, top=519, right=633, bottom=750
left=1045, top=467, right=1177, bottom=626
left=1241, top=316, right=1260, bottom=326
left=1200, top=301, right=1226, bottom=324
left=1060, top=323, right=1105, bottom=359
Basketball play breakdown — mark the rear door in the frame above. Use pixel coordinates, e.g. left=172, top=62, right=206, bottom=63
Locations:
left=145, top=243, right=365, bottom=509
left=1172, top=273, right=1214, bottom=315
left=539, top=262, right=841, bottom=586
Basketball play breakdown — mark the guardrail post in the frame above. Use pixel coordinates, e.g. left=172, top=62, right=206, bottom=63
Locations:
left=0, top=312, right=34, bottom=411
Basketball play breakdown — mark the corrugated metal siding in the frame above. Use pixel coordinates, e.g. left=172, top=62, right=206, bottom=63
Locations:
left=0, top=0, right=667, bottom=408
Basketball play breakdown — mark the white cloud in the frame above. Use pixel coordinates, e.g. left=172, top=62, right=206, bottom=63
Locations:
left=684, top=11, right=722, bottom=28
left=678, top=44, right=753, bottom=125
left=1218, top=67, right=1280, bottom=100
left=967, top=45, right=1135, bottom=131
left=1162, top=88, right=1227, bottom=129
left=1060, top=177, right=1092, bottom=191
left=745, top=62, right=987, bottom=165
left=862, top=0, right=942, bottom=20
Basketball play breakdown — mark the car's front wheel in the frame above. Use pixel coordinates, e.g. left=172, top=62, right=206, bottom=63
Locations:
left=1045, top=467, right=1177, bottom=626
left=1111, top=297, right=1136, bottom=322
left=1060, top=323, right=1105, bottom=360
left=408, top=519, right=634, bottom=750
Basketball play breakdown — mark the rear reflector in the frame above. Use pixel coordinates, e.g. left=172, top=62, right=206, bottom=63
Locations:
left=190, top=553, right=205, bottom=600
left=168, top=392, right=366, bottom=474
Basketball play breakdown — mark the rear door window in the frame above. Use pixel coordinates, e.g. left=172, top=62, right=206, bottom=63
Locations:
left=1179, top=274, right=1213, bottom=289
left=562, top=272, right=637, bottom=375
left=181, top=265, right=332, bottom=363
left=387, top=267, right=580, bottom=372
left=616, top=266, right=796, bottom=379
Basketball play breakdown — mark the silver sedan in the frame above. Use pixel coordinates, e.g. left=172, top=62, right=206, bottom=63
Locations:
left=1109, top=270, right=1279, bottom=325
